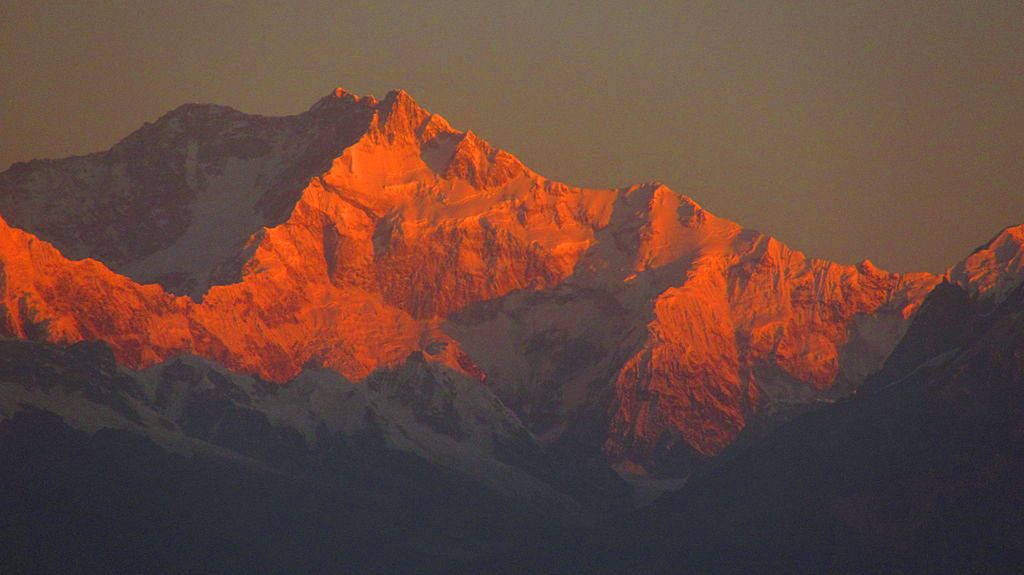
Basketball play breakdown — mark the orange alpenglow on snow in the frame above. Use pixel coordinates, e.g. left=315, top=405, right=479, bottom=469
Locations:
left=6, top=87, right=996, bottom=469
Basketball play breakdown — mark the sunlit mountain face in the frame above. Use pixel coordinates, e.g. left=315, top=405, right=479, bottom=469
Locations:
left=1, top=88, right=1021, bottom=573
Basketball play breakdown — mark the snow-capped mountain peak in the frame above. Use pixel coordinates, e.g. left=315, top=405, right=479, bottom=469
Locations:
left=0, top=86, right=1015, bottom=478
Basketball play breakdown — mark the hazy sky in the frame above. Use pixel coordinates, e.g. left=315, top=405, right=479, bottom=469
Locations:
left=2, top=1, right=1021, bottom=272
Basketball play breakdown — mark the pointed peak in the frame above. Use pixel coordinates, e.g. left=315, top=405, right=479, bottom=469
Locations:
left=372, top=88, right=454, bottom=145
left=450, top=130, right=487, bottom=156
left=379, top=89, right=424, bottom=118
left=628, top=180, right=674, bottom=194
left=308, top=86, right=376, bottom=112
left=624, top=181, right=703, bottom=210
left=379, top=88, right=426, bottom=119
left=624, top=181, right=665, bottom=196
left=858, top=259, right=882, bottom=275
left=947, top=222, right=1024, bottom=301
left=443, top=129, right=526, bottom=187
left=678, top=193, right=703, bottom=211
left=384, top=88, right=413, bottom=104
left=994, top=223, right=1024, bottom=243
left=963, top=223, right=1024, bottom=259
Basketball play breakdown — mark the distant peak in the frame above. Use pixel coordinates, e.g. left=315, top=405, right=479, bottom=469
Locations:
left=967, top=223, right=1024, bottom=258
left=308, top=86, right=376, bottom=112
left=379, top=88, right=423, bottom=120
left=373, top=88, right=453, bottom=144
left=947, top=222, right=1024, bottom=301
left=442, top=129, right=525, bottom=187
left=624, top=181, right=704, bottom=210
left=999, top=223, right=1024, bottom=241
left=632, top=181, right=675, bottom=195
left=384, top=88, right=412, bottom=103
left=858, top=259, right=881, bottom=275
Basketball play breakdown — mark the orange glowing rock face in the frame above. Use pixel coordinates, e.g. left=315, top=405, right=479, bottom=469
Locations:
left=0, top=89, right=608, bottom=383
left=0, top=209, right=423, bottom=382
left=601, top=231, right=939, bottom=461
left=0, top=216, right=192, bottom=366
left=947, top=224, right=1024, bottom=302
left=0, top=87, right=967, bottom=469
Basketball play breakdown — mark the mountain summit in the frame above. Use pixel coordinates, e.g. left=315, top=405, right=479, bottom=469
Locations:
left=1, top=88, right=1016, bottom=477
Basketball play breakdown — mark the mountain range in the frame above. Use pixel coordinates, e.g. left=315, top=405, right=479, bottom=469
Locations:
left=0, top=87, right=1021, bottom=573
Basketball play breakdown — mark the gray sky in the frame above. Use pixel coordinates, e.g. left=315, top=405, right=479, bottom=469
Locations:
left=1, top=1, right=1021, bottom=272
